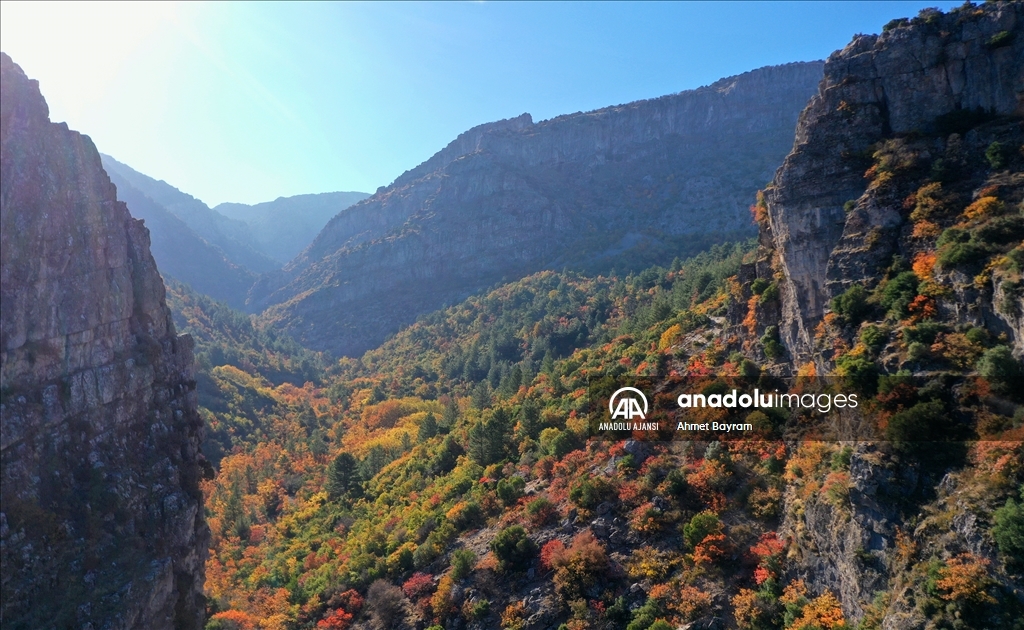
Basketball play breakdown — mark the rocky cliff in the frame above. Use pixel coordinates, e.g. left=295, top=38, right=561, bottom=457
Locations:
left=0, top=54, right=207, bottom=630
left=751, top=3, right=1024, bottom=627
left=763, top=2, right=1024, bottom=362
left=101, top=154, right=281, bottom=274
left=104, top=165, right=260, bottom=310
left=251, top=62, right=824, bottom=357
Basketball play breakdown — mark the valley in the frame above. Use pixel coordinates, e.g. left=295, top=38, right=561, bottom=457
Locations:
left=1, top=3, right=1022, bottom=630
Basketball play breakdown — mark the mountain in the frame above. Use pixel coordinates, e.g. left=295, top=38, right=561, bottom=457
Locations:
left=762, top=2, right=1024, bottom=363
left=100, top=154, right=281, bottom=274
left=192, top=5, right=1023, bottom=630
left=214, top=191, right=370, bottom=264
left=0, top=53, right=207, bottom=630
left=104, top=168, right=259, bottom=310
left=250, top=61, right=825, bottom=357
left=750, top=3, right=1024, bottom=624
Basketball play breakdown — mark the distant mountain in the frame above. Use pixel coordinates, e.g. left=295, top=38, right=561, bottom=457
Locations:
left=214, top=191, right=369, bottom=264
left=105, top=168, right=258, bottom=310
left=250, top=61, right=825, bottom=357
left=100, top=154, right=281, bottom=273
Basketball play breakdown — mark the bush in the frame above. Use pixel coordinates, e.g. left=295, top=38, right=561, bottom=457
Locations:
left=836, top=354, right=880, bottom=396
left=878, top=272, right=919, bottom=318
left=992, top=487, right=1024, bottom=568
left=886, top=400, right=948, bottom=449
left=683, top=510, right=723, bottom=550
left=758, top=282, right=780, bottom=305
left=569, top=477, right=613, bottom=510
left=977, top=345, right=1024, bottom=400
left=365, top=580, right=409, bottom=630
left=985, top=30, right=1014, bottom=49
left=525, top=496, right=557, bottom=526
left=975, top=215, right=1024, bottom=245
left=860, top=325, right=888, bottom=352
left=903, top=320, right=944, bottom=345
left=750, top=278, right=770, bottom=295
left=832, top=284, right=870, bottom=323
left=496, top=476, right=526, bottom=506
left=490, top=525, right=537, bottom=572
left=451, top=548, right=476, bottom=581
left=985, top=141, right=1008, bottom=169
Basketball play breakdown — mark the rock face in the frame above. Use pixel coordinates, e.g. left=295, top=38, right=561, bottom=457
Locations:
left=0, top=54, right=207, bottom=630
left=251, top=62, right=824, bottom=357
left=101, top=154, right=281, bottom=274
left=764, top=2, right=1024, bottom=361
left=215, top=191, right=370, bottom=264
left=105, top=164, right=260, bottom=310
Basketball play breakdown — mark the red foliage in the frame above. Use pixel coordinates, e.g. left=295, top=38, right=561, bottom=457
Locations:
left=540, top=539, right=567, bottom=572
left=317, top=608, right=354, bottom=630
left=402, top=572, right=435, bottom=600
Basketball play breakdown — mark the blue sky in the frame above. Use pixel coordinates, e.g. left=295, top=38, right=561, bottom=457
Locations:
left=1, top=1, right=960, bottom=206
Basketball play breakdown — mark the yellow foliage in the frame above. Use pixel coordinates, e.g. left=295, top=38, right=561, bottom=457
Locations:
left=659, top=323, right=683, bottom=351
left=791, top=591, right=846, bottom=630
left=962, top=196, right=1004, bottom=221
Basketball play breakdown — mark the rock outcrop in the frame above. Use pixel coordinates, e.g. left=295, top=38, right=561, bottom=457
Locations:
left=251, top=62, right=825, bottom=357
left=0, top=53, right=207, bottom=630
left=763, top=2, right=1024, bottom=362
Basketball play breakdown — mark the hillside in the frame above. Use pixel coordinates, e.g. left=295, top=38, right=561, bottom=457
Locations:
left=101, top=154, right=282, bottom=274
left=215, top=191, right=370, bottom=265
left=250, top=62, right=825, bottom=357
left=105, top=168, right=259, bottom=310
left=192, top=4, right=1023, bottom=630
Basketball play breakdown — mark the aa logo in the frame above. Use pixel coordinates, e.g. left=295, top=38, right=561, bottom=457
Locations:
left=609, top=387, right=648, bottom=420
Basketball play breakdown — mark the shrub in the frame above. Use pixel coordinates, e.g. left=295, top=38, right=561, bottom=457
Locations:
left=365, top=580, right=409, bottom=630
left=975, top=215, right=1024, bottom=245
left=445, top=501, right=483, bottom=531
left=992, top=487, right=1024, bottom=568
left=903, top=320, right=944, bottom=345
left=886, top=400, right=948, bottom=449
left=985, top=30, right=1014, bottom=49
left=548, top=531, right=608, bottom=601
left=985, top=141, right=1008, bottom=169
left=977, top=345, right=1024, bottom=400
left=758, top=282, right=780, bottom=305
left=860, top=325, right=888, bottom=352
left=683, top=510, right=723, bottom=550
left=836, top=354, right=879, bottom=396
left=451, top=548, right=476, bottom=580
left=878, top=272, right=919, bottom=318
left=831, top=284, right=870, bottom=323
left=750, top=278, right=770, bottom=295
left=496, top=476, right=526, bottom=506
left=490, top=525, right=537, bottom=572
left=525, top=496, right=557, bottom=526
left=569, top=477, right=613, bottom=510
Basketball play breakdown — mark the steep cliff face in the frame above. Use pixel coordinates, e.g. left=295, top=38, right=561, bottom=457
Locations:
left=752, top=3, right=1024, bottom=627
left=251, top=62, right=824, bottom=357
left=764, top=2, right=1024, bottom=361
left=105, top=165, right=260, bottom=310
left=0, top=54, right=207, bottom=630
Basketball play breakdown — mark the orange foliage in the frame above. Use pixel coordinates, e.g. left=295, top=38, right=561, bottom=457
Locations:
left=912, top=251, right=937, bottom=281
left=210, top=610, right=260, bottom=630
left=937, top=554, right=996, bottom=604
left=668, top=585, right=713, bottom=622
left=693, top=532, right=727, bottom=567
left=962, top=196, right=1003, bottom=221
left=792, top=591, right=846, bottom=630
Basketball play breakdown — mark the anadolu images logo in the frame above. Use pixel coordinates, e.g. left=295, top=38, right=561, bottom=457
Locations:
left=609, top=387, right=648, bottom=420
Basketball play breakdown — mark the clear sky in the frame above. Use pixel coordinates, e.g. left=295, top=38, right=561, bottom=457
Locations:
left=1, top=1, right=961, bottom=206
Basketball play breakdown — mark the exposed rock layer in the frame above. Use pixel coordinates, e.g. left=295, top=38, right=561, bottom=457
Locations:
left=251, top=62, right=825, bottom=357
left=764, top=2, right=1024, bottom=361
left=0, top=53, right=207, bottom=630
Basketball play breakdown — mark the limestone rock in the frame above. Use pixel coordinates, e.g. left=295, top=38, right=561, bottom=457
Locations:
left=0, top=53, right=207, bottom=630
